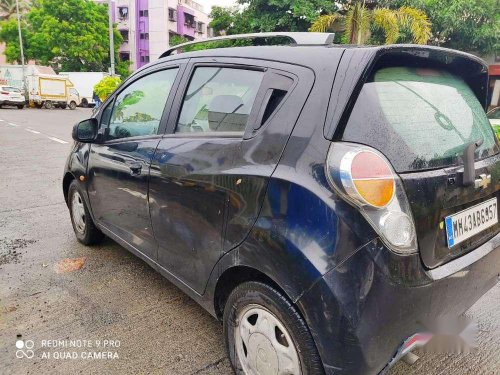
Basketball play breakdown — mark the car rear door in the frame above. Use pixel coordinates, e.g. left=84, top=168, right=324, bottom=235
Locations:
left=340, top=59, right=499, bottom=268
left=87, top=63, right=184, bottom=261
left=149, top=57, right=314, bottom=293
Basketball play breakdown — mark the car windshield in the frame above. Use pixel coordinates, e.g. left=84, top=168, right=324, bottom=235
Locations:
left=343, top=67, right=499, bottom=172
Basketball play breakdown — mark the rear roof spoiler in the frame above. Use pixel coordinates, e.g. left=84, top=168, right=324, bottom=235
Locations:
left=160, top=32, right=336, bottom=58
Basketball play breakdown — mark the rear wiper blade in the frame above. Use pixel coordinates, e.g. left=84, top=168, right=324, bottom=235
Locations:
left=462, top=138, right=483, bottom=187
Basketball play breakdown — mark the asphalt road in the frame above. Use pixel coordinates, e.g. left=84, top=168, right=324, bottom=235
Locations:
left=0, top=107, right=499, bottom=375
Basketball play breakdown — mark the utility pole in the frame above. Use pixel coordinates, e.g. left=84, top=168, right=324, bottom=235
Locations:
left=15, top=0, right=26, bottom=91
left=108, top=0, right=115, bottom=75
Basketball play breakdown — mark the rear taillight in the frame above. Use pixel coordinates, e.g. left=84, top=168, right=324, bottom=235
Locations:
left=0, top=91, right=9, bottom=95
left=341, top=150, right=395, bottom=208
left=326, top=142, right=418, bottom=254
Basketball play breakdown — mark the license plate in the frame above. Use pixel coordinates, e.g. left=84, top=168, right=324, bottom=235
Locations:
left=445, top=198, right=498, bottom=248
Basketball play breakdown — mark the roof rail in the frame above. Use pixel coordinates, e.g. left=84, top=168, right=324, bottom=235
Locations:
left=160, top=32, right=335, bottom=58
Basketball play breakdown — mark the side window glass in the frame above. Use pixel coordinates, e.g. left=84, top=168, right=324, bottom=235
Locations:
left=176, top=67, right=264, bottom=133
left=106, top=68, right=178, bottom=140
left=100, top=101, right=114, bottom=127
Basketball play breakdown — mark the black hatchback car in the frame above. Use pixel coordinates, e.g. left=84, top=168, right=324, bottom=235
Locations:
left=64, top=33, right=499, bottom=375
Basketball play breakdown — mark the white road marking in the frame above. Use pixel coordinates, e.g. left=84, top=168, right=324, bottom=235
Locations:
left=47, top=136, right=68, bottom=144
left=0, top=119, right=4, bottom=121
left=2, top=119, right=69, bottom=144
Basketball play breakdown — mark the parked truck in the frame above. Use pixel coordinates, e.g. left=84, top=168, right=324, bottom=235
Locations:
left=0, top=65, right=57, bottom=90
left=27, top=74, right=81, bottom=109
left=59, top=72, right=107, bottom=107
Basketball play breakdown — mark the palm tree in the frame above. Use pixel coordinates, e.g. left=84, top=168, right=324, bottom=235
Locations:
left=310, top=1, right=431, bottom=45
left=0, top=0, right=29, bottom=21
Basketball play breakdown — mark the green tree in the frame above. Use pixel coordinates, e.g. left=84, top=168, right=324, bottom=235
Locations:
left=169, top=34, right=189, bottom=47
left=209, top=6, right=237, bottom=36
left=93, top=75, right=121, bottom=101
left=209, top=0, right=340, bottom=35
left=310, top=1, right=431, bottom=44
left=379, top=0, right=499, bottom=55
left=0, top=0, right=129, bottom=77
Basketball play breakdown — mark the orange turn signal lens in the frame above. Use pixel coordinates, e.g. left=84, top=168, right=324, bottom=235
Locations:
left=350, top=151, right=395, bottom=208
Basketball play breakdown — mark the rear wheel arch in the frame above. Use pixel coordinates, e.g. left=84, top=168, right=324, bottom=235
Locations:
left=213, top=265, right=294, bottom=321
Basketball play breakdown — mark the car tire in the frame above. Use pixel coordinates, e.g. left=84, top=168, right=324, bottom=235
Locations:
left=43, top=101, right=53, bottom=109
left=81, top=98, right=89, bottom=108
left=68, top=180, right=104, bottom=245
left=69, top=101, right=77, bottom=110
left=60, top=103, right=67, bottom=109
left=223, top=281, right=324, bottom=375
left=17, top=104, right=24, bottom=109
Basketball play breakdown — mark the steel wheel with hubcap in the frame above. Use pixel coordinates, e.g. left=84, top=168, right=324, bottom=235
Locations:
left=236, top=305, right=301, bottom=375
left=68, top=180, right=104, bottom=245
left=224, top=282, right=324, bottom=375
left=71, top=191, right=86, bottom=234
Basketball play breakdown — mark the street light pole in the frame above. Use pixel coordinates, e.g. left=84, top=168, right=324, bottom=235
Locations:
left=108, top=0, right=115, bottom=75
left=15, top=0, right=26, bottom=90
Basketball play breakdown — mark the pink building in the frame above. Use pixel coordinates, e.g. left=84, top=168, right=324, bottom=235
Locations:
left=103, top=0, right=212, bottom=71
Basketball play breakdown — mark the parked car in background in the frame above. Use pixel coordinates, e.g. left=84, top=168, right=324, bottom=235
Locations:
left=60, top=72, right=108, bottom=108
left=0, top=85, right=25, bottom=109
left=63, top=33, right=499, bottom=375
left=487, top=107, right=500, bottom=139
left=27, top=74, right=81, bottom=109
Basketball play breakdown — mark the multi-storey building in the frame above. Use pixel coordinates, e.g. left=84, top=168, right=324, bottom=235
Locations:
left=98, top=0, right=212, bottom=71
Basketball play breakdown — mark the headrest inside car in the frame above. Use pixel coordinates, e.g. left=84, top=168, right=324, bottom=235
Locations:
left=208, top=95, right=248, bottom=132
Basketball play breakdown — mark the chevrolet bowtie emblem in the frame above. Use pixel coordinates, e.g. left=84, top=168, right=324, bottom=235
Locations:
left=474, top=174, right=491, bottom=189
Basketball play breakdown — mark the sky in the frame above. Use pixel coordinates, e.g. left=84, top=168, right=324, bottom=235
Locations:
left=202, top=0, right=237, bottom=14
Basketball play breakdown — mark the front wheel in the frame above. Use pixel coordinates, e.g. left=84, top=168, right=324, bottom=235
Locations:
left=17, top=104, right=24, bottom=109
left=223, top=282, right=324, bottom=375
left=68, top=180, right=104, bottom=245
left=69, top=101, right=77, bottom=110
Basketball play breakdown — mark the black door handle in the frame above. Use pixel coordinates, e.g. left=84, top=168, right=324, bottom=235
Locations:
left=129, top=162, right=142, bottom=175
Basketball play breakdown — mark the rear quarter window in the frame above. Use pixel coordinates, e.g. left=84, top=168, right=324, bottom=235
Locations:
left=342, top=67, right=499, bottom=172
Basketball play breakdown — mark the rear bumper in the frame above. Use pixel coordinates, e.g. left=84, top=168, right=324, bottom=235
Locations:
left=0, top=99, right=25, bottom=105
left=297, top=233, right=500, bottom=375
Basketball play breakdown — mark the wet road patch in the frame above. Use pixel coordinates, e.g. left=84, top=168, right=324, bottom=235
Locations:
left=54, top=257, right=87, bottom=273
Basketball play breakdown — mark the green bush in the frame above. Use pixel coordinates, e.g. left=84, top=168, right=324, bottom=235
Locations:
left=493, top=125, right=500, bottom=140
left=93, top=76, right=122, bottom=101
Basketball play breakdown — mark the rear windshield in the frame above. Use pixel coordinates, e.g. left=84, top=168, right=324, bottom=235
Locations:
left=2, top=87, right=21, bottom=93
left=342, top=67, right=499, bottom=172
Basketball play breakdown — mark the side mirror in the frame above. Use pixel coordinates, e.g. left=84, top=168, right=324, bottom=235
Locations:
left=72, top=118, right=98, bottom=143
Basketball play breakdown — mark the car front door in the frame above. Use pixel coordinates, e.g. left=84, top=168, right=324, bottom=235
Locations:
left=149, top=58, right=314, bottom=293
left=87, top=65, right=183, bottom=261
